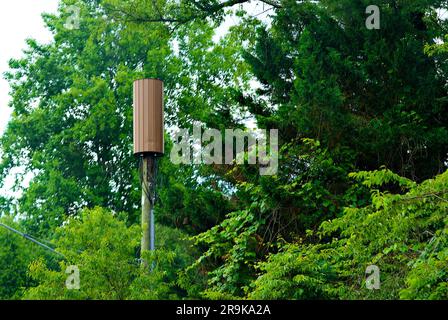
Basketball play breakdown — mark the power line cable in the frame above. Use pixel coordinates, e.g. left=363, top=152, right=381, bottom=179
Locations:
left=0, top=222, right=65, bottom=258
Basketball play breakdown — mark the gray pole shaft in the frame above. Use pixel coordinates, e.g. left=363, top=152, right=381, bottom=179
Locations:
left=150, top=206, right=155, bottom=251
left=141, top=156, right=155, bottom=261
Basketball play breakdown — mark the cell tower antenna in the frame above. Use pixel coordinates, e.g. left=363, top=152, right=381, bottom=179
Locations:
left=133, top=78, right=164, bottom=267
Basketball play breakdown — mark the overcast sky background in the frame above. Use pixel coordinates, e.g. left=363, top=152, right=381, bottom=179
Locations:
left=0, top=1, right=59, bottom=136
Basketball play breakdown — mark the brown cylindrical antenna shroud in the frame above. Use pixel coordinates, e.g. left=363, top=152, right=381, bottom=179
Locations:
left=133, top=79, right=164, bottom=156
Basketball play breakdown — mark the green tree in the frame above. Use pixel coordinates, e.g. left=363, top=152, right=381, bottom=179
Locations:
left=187, top=0, right=448, bottom=298
left=1, top=0, right=447, bottom=300
left=24, top=207, right=197, bottom=299
left=1, top=0, right=243, bottom=237
left=250, top=169, right=448, bottom=300
left=0, top=216, right=49, bottom=299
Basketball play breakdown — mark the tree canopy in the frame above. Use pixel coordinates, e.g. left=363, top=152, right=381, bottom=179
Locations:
left=0, top=0, right=447, bottom=300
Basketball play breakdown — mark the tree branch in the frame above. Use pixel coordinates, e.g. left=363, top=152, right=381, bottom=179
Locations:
left=105, top=0, right=282, bottom=28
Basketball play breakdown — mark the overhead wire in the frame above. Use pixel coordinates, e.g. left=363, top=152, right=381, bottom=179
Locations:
left=0, top=222, right=65, bottom=258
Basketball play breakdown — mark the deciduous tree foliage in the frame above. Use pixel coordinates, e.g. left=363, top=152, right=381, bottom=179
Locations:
left=24, top=207, right=196, bottom=299
left=250, top=169, right=448, bottom=299
left=0, top=0, right=447, bottom=300
left=0, top=216, right=47, bottom=299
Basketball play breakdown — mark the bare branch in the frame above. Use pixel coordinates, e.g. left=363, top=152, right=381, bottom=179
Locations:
left=259, top=0, right=282, bottom=9
left=104, top=0, right=282, bottom=27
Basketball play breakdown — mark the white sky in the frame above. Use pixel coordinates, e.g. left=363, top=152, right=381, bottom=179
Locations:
left=0, top=1, right=59, bottom=136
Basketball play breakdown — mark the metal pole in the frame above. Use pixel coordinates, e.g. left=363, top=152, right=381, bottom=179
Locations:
left=141, top=156, right=156, bottom=265
left=150, top=206, right=155, bottom=251
left=150, top=156, right=157, bottom=252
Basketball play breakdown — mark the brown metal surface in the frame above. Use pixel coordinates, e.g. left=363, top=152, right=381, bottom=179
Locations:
left=133, top=78, right=164, bottom=155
